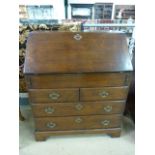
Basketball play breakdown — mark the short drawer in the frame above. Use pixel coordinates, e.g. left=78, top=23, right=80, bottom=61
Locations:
left=80, top=87, right=128, bottom=101
left=29, top=88, right=79, bottom=103
left=32, top=101, right=125, bottom=117
left=35, top=114, right=122, bottom=131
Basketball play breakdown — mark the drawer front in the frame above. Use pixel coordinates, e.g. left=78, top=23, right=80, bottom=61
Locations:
left=80, top=87, right=128, bottom=101
left=26, top=73, right=130, bottom=89
left=32, top=101, right=125, bottom=117
left=35, top=114, right=122, bottom=131
left=29, top=89, right=79, bottom=103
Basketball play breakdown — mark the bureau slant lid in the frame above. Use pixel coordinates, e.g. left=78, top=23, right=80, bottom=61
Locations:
left=24, top=32, right=133, bottom=74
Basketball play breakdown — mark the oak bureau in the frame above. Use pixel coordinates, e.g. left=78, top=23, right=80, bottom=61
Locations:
left=24, top=32, right=133, bottom=141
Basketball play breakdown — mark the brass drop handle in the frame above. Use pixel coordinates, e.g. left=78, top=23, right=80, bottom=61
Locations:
left=99, top=90, right=109, bottom=98
left=48, top=92, right=60, bottom=100
left=46, top=122, right=56, bottom=129
left=101, top=120, right=110, bottom=126
left=44, top=107, right=54, bottom=114
left=75, top=117, right=83, bottom=123
left=104, top=105, right=112, bottom=112
left=75, top=104, right=83, bottom=111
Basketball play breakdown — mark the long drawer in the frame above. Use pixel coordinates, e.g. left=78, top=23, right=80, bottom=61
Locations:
left=29, top=88, right=79, bottom=103
left=26, top=73, right=130, bottom=89
left=80, top=87, right=128, bottom=101
left=35, top=114, right=122, bottom=131
left=32, top=101, right=125, bottom=117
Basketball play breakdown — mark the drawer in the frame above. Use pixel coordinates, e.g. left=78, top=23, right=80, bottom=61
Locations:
left=29, top=88, right=79, bottom=103
left=32, top=101, right=125, bottom=117
left=80, top=87, right=128, bottom=101
left=26, top=73, right=131, bottom=89
left=35, top=114, right=122, bottom=131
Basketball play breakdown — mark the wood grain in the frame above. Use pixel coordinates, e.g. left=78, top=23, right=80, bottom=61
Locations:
left=35, top=114, right=122, bottom=131
left=80, top=86, right=128, bottom=101
left=29, top=88, right=79, bottom=103
left=32, top=101, right=125, bottom=117
left=35, top=128, right=121, bottom=141
left=24, top=32, right=133, bottom=74
left=27, top=73, right=128, bottom=89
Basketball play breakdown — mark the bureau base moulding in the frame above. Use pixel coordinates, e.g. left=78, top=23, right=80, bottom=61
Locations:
left=35, top=128, right=121, bottom=141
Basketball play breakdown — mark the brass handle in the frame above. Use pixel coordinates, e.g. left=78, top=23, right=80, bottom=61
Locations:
left=75, top=104, right=83, bottom=111
left=104, top=105, right=112, bottom=112
left=48, top=92, right=60, bottom=100
left=44, top=107, right=54, bottom=114
left=75, top=117, right=83, bottom=123
left=74, top=34, right=82, bottom=40
left=101, top=120, right=110, bottom=126
left=46, top=122, right=56, bottom=129
left=99, top=90, right=109, bottom=98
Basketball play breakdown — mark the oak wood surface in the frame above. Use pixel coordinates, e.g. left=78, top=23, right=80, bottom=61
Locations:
left=24, top=32, right=133, bottom=74
left=24, top=32, right=133, bottom=140
left=35, top=128, right=121, bottom=141
left=27, top=73, right=129, bottom=89
left=32, top=101, right=125, bottom=117
left=29, top=88, right=79, bottom=103
left=80, top=86, right=128, bottom=101
left=35, top=114, right=122, bottom=131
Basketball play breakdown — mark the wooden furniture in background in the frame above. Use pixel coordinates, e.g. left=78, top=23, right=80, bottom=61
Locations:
left=71, top=4, right=93, bottom=19
left=94, top=3, right=113, bottom=19
left=24, top=32, right=133, bottom=141
left=114, top=5, right=135, bottom=19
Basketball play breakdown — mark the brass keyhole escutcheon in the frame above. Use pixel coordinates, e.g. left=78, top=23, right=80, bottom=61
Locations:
left=74, top=34, right=82, bottom=40
left=75, top=104, right=83, bottom=111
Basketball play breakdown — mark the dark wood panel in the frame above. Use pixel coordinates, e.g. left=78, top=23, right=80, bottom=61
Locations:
left=29, top=88, right=79, bottom=103
left=24, top=32, right=133, bottom=74
left=35, top=128, right=121, bottom=141
left=80, top=86, right=128, bottom=101
left=28, top=73, right=129, bottom=89
left=32, top=101, right=125, bottom=117
left=35, top=114, right=122, bottom=131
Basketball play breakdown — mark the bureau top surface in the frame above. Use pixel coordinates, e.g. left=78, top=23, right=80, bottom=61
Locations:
left=24, top=32, right=133, bottom=74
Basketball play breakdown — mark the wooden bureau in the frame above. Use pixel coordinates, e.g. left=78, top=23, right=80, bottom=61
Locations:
left=24, top=32, right=133, bottom=141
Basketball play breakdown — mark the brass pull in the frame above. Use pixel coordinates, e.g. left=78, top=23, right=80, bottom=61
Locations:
left=75, top=104, right=83, bottom=111
left=99, top=90, right=109, bottom=98
left=104, top=105, right=112, bottom=112
left=75, top=117, right=83, bottom=123
left=101, top=120, right=110, bottom=126
left=44, top=107, right=54, bottom=114
left=48, top=92, right=60, bottom=100
left=46, top=122, right=56, bottom=129
left=74, top=34, right=82, bottom=40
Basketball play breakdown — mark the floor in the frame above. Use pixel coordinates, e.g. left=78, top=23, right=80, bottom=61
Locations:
left=19, top=105, right=135, bottom=155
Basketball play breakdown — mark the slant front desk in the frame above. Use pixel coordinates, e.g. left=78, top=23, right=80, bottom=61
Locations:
left=24, top=32, right=133, bottom=141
